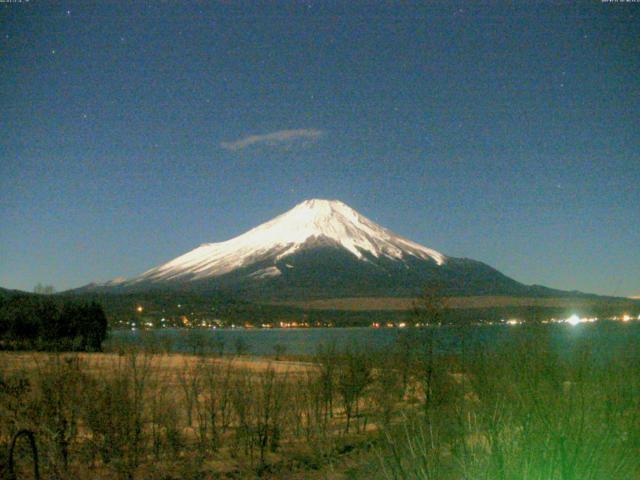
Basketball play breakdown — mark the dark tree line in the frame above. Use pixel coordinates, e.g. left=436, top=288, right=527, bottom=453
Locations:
left=0, top=295, right=108, bottom=351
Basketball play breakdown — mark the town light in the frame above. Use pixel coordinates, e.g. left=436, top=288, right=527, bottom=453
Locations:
left=566, top=314, right=581, bottom=326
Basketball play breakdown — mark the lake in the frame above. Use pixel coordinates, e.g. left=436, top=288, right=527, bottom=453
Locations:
left=107, top=321, right=640, bottom=358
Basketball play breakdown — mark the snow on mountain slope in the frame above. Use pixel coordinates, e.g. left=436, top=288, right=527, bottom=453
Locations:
left=132, top=199, right=446, bottom=284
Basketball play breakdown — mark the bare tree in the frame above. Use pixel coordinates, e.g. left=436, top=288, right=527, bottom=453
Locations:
left=412, top=283, right=449, bottom=327
left=177, top=360, right=202, bottom=427
left=33, top=284, right=55, bottom=295
left=413, top=285, right=450, bottom=418
left=315, top=343, right=338, bottom=430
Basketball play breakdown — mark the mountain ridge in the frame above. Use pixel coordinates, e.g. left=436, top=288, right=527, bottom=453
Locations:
left=70, top=199, right=611, bottom=301
left=130, top=199, right=446, bottom=286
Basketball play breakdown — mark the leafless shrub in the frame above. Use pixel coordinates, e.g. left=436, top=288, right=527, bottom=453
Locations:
left=32, top=354, right=85, bottom=476
left=229, top=367, right=254, bottom=460
left=289, top=370, right=325, bottom=442
left=314, top=343, right=338, bottom=430
left=337, top=347, right=373, bottom=433
left=254, top=366, right=288, bottom=467
left=79, top=350, right=152, bottom=478
left=378, top=325, right=640, bottom=480
left=371, top=352, right=404, bottom=428
left=177, top=360, right=202, bottom=428
left=0, top=370, right=31, bottom=448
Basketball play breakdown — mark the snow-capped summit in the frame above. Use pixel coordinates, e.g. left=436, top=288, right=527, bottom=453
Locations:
left=133, top=199, right=446, bottom=284
left=75, top=199, right=556, bottom=299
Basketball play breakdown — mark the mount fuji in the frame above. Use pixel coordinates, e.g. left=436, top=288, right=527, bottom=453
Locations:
left=81, top=199, right=566, bottom=300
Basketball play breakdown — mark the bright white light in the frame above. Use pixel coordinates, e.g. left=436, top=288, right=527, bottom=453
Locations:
left=506, top=319, right=520, bottom=325
left=566, top=314, right=581, bottom=326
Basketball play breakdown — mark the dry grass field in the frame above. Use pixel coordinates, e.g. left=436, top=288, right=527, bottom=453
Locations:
left=0, top=348, right=388, bottom=479
left=273, top=295, right=637, bottom=311
left=2, top=325, right=640, bottom=479
left=0, top=352, right=313, bottom=376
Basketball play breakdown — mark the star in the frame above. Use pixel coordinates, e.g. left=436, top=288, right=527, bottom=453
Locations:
left=66, top=10, right=71, bottom=16
left=51, top=49, right=56, bottom=55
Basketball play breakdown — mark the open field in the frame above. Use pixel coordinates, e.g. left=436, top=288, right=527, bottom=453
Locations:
left=273, top=295, right=640, bottom=311
left=2, top=324, right=640, bottom=479
left=0, top=352, right=313, bottom=376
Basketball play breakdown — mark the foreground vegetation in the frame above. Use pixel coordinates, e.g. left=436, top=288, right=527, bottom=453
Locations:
left=1, top=324, right=639, bottom=479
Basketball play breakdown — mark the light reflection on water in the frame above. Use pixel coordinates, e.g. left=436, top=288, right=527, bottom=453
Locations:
left=108, top=322, right=640, bottom=358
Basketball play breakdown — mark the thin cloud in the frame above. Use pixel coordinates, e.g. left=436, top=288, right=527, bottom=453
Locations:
left=220, top=129, right=324, bottom=151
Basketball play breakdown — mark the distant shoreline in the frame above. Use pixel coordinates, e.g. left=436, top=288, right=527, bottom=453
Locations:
left=271, top=295, right=640, bottom=311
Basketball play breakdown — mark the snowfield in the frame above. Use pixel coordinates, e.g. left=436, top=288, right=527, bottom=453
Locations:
left=131, top=199, right=446, bottom=284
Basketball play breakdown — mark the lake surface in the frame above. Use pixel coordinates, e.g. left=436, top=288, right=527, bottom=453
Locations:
left=107, top=321, right=640, bottom=358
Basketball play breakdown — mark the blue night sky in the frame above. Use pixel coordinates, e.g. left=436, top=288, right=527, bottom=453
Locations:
left=1, top=2, right=639, bottom=296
